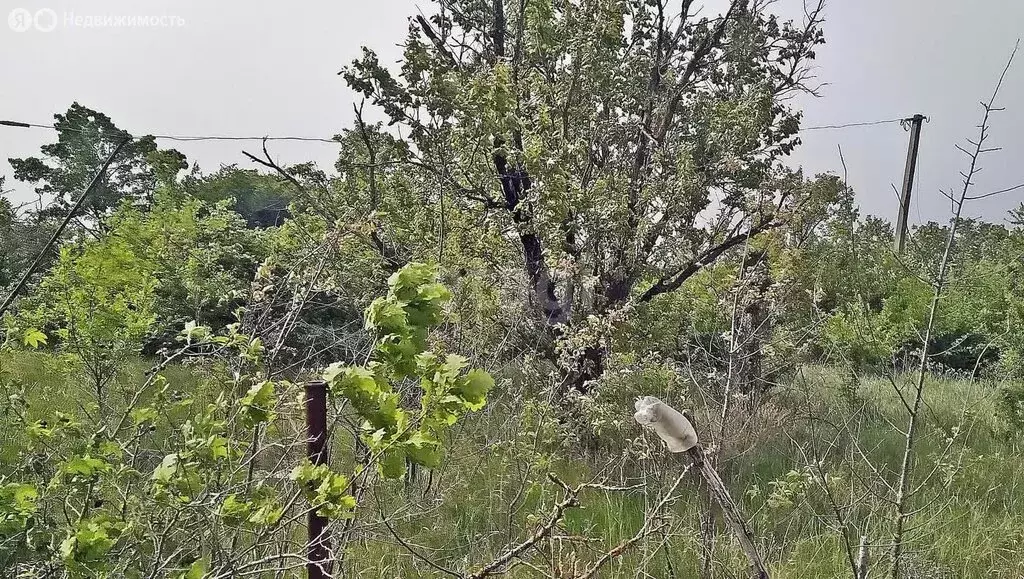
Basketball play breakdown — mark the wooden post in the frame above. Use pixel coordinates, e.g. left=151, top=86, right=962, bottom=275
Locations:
left=894, top=114, right=926, bottom=254
left=686, top=446, right=770, bottom=579
left=635, top=397, right=769, bottom=579
left=305, top=380, right=332, bottom=579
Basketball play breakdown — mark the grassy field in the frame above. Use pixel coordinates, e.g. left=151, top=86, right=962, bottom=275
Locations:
left=0, top=351, right=207, bottom=463
left=2, top=352, right=1022, bottom=577
left=341, top=367, right=1024, bottom=578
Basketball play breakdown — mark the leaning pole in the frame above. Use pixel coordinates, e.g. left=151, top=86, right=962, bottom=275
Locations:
left=634, top=396, right=770, bottom=579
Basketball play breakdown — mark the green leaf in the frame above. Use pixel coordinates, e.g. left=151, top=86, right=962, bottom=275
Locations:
left=151, top=453, right=179, bottom=483
left=243, top=337, right=264, bottom=361
left=180, top=320, right=210, bottom=344
left=1, top=483, right=39, bottom=516
left=290, top=461, right=319, bottom=484
left=404, top=432, right=442, bottom=468
left=62, top=455, right=109, bottom=479
left=130, top=406, right=159, bottom=426
left=239, top=380, right=276, bottom=427
left=417, top=281, right=451, bottom=303
left=61, top=516, right=123, bottom=566
left=290, top=461, right=356, bottom=519
left=97, top=441, right=123, bottom=459
left=207, top=435, right=230, bottom=460
left=248, top=496, right=283, bottom=526
left=184, top=557, right=210, bottom=579
left=322, top=362, right=348, bottom=384
left=366, top=297, right=408, bottom=334
left=10, top=484, right=38, bottom=510
left=22, top=328, right=47, bottom=349
left=442, top=354, right=469, bottom=377
left=388, top=262, right=438, bottom=300
left=379, top=448, right=407, bottom=479
left=454, top=369, right=494, bottom=411
left=26, top=419, right=53, bottom=439
left=327, top=365, right=386, bottom=414
left=0, top=483, right=38, bottom=535
left=219, top=494, right=251, bottom=524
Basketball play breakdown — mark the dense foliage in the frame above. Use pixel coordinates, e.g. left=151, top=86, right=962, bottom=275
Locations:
left=0, top=263, right=491, bottom=576
left=2, top=2, right=1023, bottom=577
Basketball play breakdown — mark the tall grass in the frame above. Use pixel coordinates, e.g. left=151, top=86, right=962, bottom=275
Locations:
left=3, top=353, right=1022, bottom=577
left=342, top=366, right=1024, bottom=577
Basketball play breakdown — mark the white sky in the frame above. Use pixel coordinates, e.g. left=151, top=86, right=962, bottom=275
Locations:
left=1, top=0, right=1022, bottom=225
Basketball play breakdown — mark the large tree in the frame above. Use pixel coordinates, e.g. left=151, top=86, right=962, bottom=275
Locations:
left=344, top=0, right=831, bottom=393
left=8, top=103, right=185, bottom=225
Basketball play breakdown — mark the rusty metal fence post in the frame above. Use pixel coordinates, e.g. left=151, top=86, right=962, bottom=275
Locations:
left=305, top=380, right=332, bottom=578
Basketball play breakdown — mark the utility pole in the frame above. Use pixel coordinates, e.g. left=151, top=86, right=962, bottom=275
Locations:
left=894, top=114, right=926, bottom=254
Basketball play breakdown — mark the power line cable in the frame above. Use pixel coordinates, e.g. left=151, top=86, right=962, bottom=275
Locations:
left=801, top=118, right=906, bottom=131
left=1, top=120, right=339, bottom=144
left=4, top=114, right=919, bottom=143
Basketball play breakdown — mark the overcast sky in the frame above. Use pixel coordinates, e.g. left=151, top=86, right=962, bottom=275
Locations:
left=1, top=0, right=1022, bottom=225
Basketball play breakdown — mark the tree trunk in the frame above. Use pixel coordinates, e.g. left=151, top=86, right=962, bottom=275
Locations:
left=562, top=341, right=606, bottom=395
left=733, top=250, right=772, bottom=409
